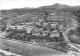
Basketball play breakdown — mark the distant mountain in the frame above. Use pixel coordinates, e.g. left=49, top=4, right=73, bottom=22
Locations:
left=1, top=3, right=80, bottom=15
left=39, top=3, right=73, bottom=9
left=1, top=3, right=80, bottom=23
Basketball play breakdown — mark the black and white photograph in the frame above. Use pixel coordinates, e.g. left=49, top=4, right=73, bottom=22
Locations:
left=0, top=0, right=80, bottom=56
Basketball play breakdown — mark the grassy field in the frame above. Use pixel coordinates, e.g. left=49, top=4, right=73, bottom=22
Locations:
left=0, top=38, right=68, bottom=56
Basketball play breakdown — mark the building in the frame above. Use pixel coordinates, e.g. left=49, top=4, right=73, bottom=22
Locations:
left=50, top=22, right=57, bottom=28
left=42, top=22, right=48, bottom=27
left=24, top=26, right=35, bottom=34
left=42, top=30, right=49, bottom=36
left=16, top=26, right=24, bottom=29
left=50, top=30, right=59, bottom=37
left=32, top=28, right=42, bottom=36
left=6, top=24, right=16, bottom=30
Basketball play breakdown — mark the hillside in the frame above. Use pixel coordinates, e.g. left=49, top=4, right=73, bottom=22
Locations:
left=0, top=3, right=80, bottom=56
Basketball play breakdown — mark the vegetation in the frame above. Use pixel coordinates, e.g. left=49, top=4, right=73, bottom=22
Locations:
left=0, top=3, right=80, bottom=53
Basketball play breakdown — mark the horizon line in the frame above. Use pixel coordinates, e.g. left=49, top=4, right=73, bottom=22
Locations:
left=0, top=3, right=80, bottom=10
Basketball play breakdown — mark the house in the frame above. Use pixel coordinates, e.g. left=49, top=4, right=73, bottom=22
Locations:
left=38, top=19, right=44, bottom=22
left=50, top=30, right=59, bottom=37
left=42, top=22, right=49, bottom=27
left=42, top=30, right=49, bottom=36
left=6, top=24, right=16, bottom=30
left=59, top=25, right=65, bottom=32
left=16, top=26, right=24, bottom=29
left=24, top=26, right=35, bottom=33
left=50, top=23, right=57, bottom=28
left=32, top=28, right=43, bottom=36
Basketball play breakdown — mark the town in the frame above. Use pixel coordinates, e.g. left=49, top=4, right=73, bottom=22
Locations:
left=0, top=2, right=80, bottom=56
left=3, top=14, right=68, bottom=42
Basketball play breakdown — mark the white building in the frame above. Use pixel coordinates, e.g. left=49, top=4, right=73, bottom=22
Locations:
left=50, top=30, right=59, bottom=37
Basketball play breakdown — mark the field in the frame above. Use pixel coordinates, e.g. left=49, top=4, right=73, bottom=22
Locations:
left=0, top=38, right=68, bottom=56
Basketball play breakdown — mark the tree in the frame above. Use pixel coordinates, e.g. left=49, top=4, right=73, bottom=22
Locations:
left=56, top=24, right=65, bottom=42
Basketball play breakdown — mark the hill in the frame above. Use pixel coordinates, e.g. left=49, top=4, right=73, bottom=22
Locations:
left=0, top=3, right=80, bottom=25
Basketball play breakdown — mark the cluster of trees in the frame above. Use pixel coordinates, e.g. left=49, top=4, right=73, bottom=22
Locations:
left=6, top=28, right=64, bottom=43
left=67, top=30, right=80, bottom=44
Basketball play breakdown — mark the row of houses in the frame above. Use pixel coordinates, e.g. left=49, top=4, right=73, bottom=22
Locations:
left=6, top=17, right=67, bottom=37
left=6, top=24, right=61, bottom=38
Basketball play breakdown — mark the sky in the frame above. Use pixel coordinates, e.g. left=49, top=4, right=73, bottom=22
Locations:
left=0, top=0, right=80, bottom=10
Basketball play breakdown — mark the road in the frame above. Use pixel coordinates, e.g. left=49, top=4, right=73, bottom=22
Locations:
left=63, top=27, right=80, bottom=52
